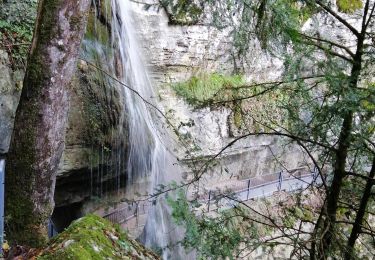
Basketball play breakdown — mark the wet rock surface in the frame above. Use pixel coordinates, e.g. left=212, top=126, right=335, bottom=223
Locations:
left=0, top=50, right=22, bottom=154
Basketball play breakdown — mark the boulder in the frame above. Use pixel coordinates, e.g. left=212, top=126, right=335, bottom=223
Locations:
left=38, top=214, right=160, bottom=259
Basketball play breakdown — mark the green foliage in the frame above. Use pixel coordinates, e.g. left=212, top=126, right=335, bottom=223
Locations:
left=160, top=0, right=203, bottom=25
left=253, top=0, right=303, bottom=49
left=204, top=0, right=317, bottom=56
left=38, top=214, right=159, bottom=259
left=167, top=191, right=243, bottom=259
left=0, top=0, right=37, bottom=68
left=172, top=73, right=244, bottom=106
left=336, top=0, right=363, bottom=13
left=172, top=72, right=287, bottom=131
left=170, top=0, right=375, bottom=258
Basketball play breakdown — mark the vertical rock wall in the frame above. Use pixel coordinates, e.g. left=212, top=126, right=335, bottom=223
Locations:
left=125, top=0, right=307, bottom=185
left=0, top=50, right=22, bottom=154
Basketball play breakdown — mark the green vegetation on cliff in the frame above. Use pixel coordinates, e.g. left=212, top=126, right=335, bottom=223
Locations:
left=172, top=73, right=244, bottom=106
left=159, top=0, right=203, bottom=25
left=336, top=0, right=363, bottom=13
left=169, top=1, right=375, bottom=259
left=172, top=73, right=285, bottom=130
left=38, top=215, right=159, bottom=260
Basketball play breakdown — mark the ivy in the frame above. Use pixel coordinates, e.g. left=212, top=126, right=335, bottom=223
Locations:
left=0, top=0, right=38, bottom=69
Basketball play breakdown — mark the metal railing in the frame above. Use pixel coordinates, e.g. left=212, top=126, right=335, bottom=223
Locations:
left=103, top=200, right=152, bottom=225
left=204, top=169, right=319, bottom=212
left=198, top=168, right=312, bottom=201
left=0, top=157, right=319, bottom=248
left=103, top=167, right=320, bottom=225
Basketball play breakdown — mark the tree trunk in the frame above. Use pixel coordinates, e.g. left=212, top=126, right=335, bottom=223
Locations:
left=318, top=24, right=366, bottom=260
left=344, top=157, right=375, bottom=259
left=5, top=0, right=90, bottom=247
left=319, top=112, right=353, bottom=257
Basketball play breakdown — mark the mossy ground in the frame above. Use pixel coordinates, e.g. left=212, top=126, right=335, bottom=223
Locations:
left=38, top=214, right=159, bottom=259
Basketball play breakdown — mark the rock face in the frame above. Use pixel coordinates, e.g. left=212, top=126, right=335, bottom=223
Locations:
left=127, top=0, right=306, bottom=183
left=128, top=1, right=234, bottom=84
left=0, top=0, right=308, bottom=232
left=38, top=214, right=160, bottom=259
left=0, top=0, right=306, bottom=209
left=0, top=50, right=22, bottom=154
left=0, top=1, right=128, bottom=212
left=54, top=3, right=128, bottom=209
left=130, top=0, right=284, bottom=85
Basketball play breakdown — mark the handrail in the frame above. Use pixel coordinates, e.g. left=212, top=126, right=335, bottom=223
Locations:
left=103, top=167, right=320, bottom=225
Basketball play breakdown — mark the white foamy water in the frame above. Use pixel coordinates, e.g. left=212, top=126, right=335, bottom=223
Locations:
left=111, top=1, right=191, bottom=258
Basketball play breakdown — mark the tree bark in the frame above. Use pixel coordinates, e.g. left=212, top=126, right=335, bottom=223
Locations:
left=5, top=0, right=90, bottom=247
left=344, top=157, right=375, bottom=259
left=317, top=10, right=369, bottom=256
left=319, top=112, right=353, bottom=258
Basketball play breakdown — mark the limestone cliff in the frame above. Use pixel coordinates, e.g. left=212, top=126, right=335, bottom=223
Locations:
left=0, top=0, right=307, bottom=231
left=0, top=1, right=129, bottom=231
left=127, top=0, right=306, bottom=183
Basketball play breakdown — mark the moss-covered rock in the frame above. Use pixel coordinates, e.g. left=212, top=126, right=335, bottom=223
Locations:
left=85, top=0, right=112, bottom=46
left=38, top=214, right=160, bottom=260
left=55, top=0, right=128, bottom=207
left=160, top=0, right=203, bottom=25
left=172, top=73, right=245, bottom=107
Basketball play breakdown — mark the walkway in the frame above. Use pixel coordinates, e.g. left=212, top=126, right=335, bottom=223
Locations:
left=103, top=167, right=321, bottom=229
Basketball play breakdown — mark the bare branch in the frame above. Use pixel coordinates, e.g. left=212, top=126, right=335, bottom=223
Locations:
left=315, top=0, right=360, bottom=38
left=299, top=33, right=355, bottom=58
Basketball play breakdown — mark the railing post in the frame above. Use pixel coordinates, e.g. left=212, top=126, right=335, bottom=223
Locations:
left=278, top=171, right=283, bottom=191
left=136, top=203, right=139, bottom=227
left=48, top=219, right=57, bottom=238
left=0, top=159, right=5, bottom=256
left=312, top=166, right=318, bottom=180
left=207, top=190, right=211, bottom=212
left=246, top=179, right=251, bottom=200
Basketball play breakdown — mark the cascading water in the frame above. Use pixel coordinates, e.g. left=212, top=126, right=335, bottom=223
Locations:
left=110, top=1, right=190, bottom=258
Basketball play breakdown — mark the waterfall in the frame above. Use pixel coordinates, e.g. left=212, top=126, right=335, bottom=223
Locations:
left=112, top=0, right=159, bottom=186
left=110, top=1, right=190, bottom=258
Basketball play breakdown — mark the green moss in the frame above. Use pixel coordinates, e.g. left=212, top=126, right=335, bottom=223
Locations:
left=85, top=11, right=110, bottom=45
left=337, top=0, right=363, bottom=13
left=0, top=0, right=38, bottom=68
left=233, top=104, right=243, bottom=128
left=172, top=73, right=245, bottom=106
left=160, top=0, right=203, bottom=25
left=38, top=0, right=59, bottom=43
left=4, top=61, right=48, bottom=247
left=99, top=0, right=112, bottom=22
left=38, top=214, right=159, bottom=260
